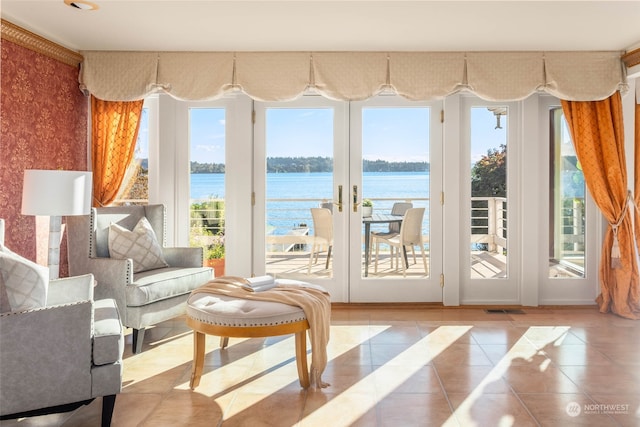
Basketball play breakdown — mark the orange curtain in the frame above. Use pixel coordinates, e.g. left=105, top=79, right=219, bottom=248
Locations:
left=561, top=92, right=640, bottom=319
left=635, top=100, right=640, bottom=251
left=91, top=96, right=144, bottom=207
left=633, top=99, right=640, bottom=232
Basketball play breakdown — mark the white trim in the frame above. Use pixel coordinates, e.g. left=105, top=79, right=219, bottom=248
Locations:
left=537, top=95, right=601, bottom=306
left=520, top=95, right=542, bottom=306
left=458, top=96, right=521, bottom=305
left=147, top=90, right=618, bottom=304
left=443, top=94, right=462, bottom=306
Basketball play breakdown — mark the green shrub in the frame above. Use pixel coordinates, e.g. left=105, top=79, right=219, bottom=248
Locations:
left=205, top=241, right=225, bottom=259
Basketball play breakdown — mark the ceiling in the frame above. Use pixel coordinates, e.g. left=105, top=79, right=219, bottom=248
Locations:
left=2, top=1, right=640, bottom=53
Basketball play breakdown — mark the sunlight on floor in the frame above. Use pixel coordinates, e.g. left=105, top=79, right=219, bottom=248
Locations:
left=6, top=307, right=640, bottom=426
left=299, top=325, right=472, bottom=425
left=446, top=325, right=573, bottom=426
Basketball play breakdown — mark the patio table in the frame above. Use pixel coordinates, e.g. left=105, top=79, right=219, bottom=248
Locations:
left=363, top=213, right=403, bottom=277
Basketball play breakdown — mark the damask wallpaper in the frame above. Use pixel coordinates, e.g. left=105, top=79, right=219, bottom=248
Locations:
left=0, top=38, right=88, bottom=276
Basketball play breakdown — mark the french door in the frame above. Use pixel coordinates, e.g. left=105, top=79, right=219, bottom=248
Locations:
left=149, top=92, right=601, bottom=306
left=349, top=98, right=443, bottom=302
left=253, top=96, right=443, bottom=303
left=253, top=97, right=349, bottom=301
left=457, top=98, right=521, bottom=304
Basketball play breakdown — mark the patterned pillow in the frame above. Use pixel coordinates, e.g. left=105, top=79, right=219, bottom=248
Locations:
left=0, top=244, right=49, bottom=313
left=108, top=217, right=168, bottom=273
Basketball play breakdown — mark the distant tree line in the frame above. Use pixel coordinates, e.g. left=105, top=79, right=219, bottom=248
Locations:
left=188, top=157, right=430, bottom=173
left=191, top=161, right=226, bottom=173
left=363, top=159, right=430, bottom=172
left=267, top=156, right=333, bottom=173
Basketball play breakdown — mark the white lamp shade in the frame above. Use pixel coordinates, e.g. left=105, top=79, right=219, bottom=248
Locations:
left=22, top=170, right=93, bottom=216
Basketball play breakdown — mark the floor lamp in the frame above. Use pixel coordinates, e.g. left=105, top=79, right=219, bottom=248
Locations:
left=21, top=169, right=93, bottom=279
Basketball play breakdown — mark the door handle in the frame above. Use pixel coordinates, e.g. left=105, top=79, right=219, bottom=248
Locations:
left=335, top=185, right=343, bottom=212
left=353, top=185, right=359, bottom=212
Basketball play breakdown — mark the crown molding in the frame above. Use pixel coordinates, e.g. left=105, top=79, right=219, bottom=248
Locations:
left=622, top=47, right=640, bottom=69
left=1, top=19, right=83, bottom=67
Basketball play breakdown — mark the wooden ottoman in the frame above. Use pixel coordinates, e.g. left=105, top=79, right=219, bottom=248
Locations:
left=186, top=292, right=311, bottom=389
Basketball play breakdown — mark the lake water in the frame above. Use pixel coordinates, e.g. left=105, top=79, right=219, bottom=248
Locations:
left=191, top=170, right=581, bottom=240
left=191, top=171, right=430, bottom=200
left=191, top=172, right=431, bottom=234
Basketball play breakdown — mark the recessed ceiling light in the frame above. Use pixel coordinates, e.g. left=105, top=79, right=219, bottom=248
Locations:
left=64, top=0, right=99, bottom=11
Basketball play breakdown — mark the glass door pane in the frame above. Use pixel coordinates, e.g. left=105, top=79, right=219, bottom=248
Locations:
left=461, top=98, right=520, bottom=304
left=549, top=108, right=586, bottom=278
left=264, top=107, right=335, bottom=280
left=349, top=97, right=443, bottom=303
left=361, top=107, right=431, bottom=278
left=470, top=106, right=508, bottom=279
left=188, top=108, right=226, bottom=274
left=114, top=106, right=150, bottom=205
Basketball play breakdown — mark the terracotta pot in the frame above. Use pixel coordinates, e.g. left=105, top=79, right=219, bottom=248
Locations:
left=205, top=258, right=225, bottom=277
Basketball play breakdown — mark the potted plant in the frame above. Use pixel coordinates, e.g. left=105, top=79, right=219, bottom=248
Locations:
left=205, top=236, right=225, bottom=276
left=362, top=198, right=373, bottom=217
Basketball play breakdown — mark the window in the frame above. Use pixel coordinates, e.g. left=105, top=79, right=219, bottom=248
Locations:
left=188, top=108, right=226, bottom=273
left=470, top=106, right=508, bottom=279
left=549, top=108, right=586, bottom=278
left=114, top=106, right=149, bottom=205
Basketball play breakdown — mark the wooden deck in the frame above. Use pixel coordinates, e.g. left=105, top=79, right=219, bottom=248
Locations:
left=265, top=249, right=510, bottom=279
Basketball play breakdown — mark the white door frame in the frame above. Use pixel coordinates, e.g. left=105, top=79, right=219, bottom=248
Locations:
left=154, top=94, right=254, bottom=277
left=349, top=96, right=444, bottom=302
left=253, top=96, right=350, bottom=302
left=150, top=92, right=605, bottom=306
left=536, top=95, right=601, bottom=305
left=457, top=96, right=522, bottom=304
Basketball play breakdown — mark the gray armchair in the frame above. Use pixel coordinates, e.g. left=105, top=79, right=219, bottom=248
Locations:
left=66, top=204, right=213, bottom=353
left=0, top=220, right=123, bottom=426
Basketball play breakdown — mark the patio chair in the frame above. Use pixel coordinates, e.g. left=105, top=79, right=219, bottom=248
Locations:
left=308, top=207, right=333, bottom=274
left=374, top=207, right=427, bottom=276
left=319, top=201, right=334, bottom=212
left=370, top=202, right=412, bottom=269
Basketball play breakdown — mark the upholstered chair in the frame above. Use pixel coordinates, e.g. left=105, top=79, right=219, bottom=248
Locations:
left=0, top=219, right=124, bottom=427
left=66, top=204, right=213, bottom=353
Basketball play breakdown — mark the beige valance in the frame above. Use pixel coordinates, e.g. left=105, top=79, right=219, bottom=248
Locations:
left=312, top=52, right=388, bottom=101
left=235, top=52, right=309, bottom=101
left=80, top=51, right=158, bottom=101
left=157, top=52, right=234, bottom=101
left=389, top=52, right=466, bottom=100
left=79, top=50, right=627, bottom=102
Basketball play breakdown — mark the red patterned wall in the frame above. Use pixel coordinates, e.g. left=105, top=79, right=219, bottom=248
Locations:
left=0, top=39, right=88, bottom=276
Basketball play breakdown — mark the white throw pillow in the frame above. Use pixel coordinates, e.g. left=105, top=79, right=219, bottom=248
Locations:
left=108, top=217, right=168, bottom=273
left=0, top=244, right=49, bottom=313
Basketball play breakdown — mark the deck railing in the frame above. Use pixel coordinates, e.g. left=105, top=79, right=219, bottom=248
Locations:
left=470, top=196, right=585, bottom=258
left=188, top=197, right=432, bottom=254
left=121, top=195, right=585, bottom=261
left=471, top=197, right=507, bottom=253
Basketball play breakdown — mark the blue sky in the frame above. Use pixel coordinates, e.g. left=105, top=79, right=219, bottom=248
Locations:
left=470, top=107, right=507, bottom=162
left=362, top=108, right=430, bottom=162
left=137, top=104, right=507, bottom=165
left=190, top=108, right=226, bottom=163
left=265, top=108, right=333, bottom=158
left=134, top=108, right=150, bottom=160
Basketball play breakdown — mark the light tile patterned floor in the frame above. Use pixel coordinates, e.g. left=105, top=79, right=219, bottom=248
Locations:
left=2, top=306, right=640, bottom=426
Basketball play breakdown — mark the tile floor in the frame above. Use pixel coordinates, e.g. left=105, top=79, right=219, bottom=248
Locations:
left=2, top=305, right=640, bottom=426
